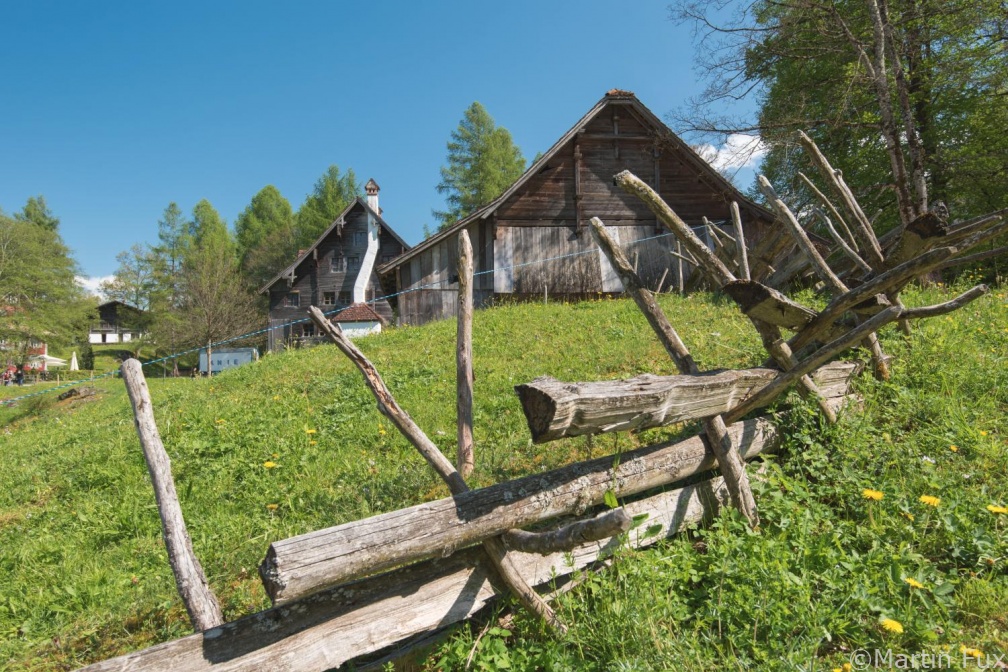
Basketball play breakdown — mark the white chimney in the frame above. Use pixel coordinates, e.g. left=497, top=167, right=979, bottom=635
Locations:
left=354, top=178, right=382, bottom=304
left=365, top=178, right=380, bottom=213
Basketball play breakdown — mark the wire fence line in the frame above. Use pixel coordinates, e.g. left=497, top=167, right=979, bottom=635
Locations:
left=3, top=231, right=683, bottom=407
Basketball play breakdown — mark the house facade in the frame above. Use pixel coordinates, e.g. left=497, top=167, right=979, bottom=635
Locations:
left=259, top=179, right=409, bottom=351
left=379, top=90, right=781, bottom=326
left=89, top=301, right=145, bottom=344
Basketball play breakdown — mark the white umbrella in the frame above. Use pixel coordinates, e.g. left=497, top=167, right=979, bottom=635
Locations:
left=70, top=351, right=79, bottom=371
left=28, top=354, right=68, bottom=368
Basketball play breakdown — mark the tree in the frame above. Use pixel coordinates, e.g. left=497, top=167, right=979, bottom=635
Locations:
left=155, top=202, right=190, bottom=277
left=15, top=195, right=60, bottom=231
left=172, top=200, right=257, bottom=354
left=235, top=185, right=296, bottom=289
left=433, top=102, right=526, bottom=230
left=99, top=244, right=162, bottom=312
left=671, top=0, right=1008, bottom=226
left=295, top=166, right=361, bottom=249
left=0, top=205, right=90, bottom=363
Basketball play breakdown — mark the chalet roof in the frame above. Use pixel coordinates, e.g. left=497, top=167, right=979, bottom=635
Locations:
left=98, top=300, right=143, bottom=312
left=258, top=196, right=411, bottom=294
left=331, top=302, right=385, bottom=324
left=377, top=90, right=775, bottom=275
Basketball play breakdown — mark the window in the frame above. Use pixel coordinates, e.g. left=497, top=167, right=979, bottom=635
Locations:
left=302, top=323, right=315, bottom=338
left=331, top=255, right=346, bottom=273
left=338, top=291, right=351, bottom=305
left=353, top=231, right=368, bottom=247
left=347, top=255, right=360, bottom=270
left=285, top=292, right=300, bottom=308
left=322, top=291, right=336, bottom=306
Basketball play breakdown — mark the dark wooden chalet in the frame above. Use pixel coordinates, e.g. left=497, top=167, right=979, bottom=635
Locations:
left=89, top=301, right=146, bottom=344
left=259, top=179, right=410, bottom=351
left=378, top=90, right=779, bottom=326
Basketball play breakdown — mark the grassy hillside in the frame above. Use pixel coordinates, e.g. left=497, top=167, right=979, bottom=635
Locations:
left=1, top=285, right=1005, bottom=670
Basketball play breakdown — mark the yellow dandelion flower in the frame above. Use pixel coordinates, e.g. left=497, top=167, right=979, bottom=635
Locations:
left=959, top=645, right=983, bottom=659
left=833, top=668, right=842, bottom=672
left=309, top=440, right=317, bottom=446
left=842, top=665, right=851, bottom=672
left=379, top=427, right=387, bottom=436
left=272, top=453, right=279, bottom=458
left=979, top=430, right=988, bottom=437
left=263, top=461, right=277, bottom=469
left=902, top=512, right=915, bottom=522
left=949, top=445, right=958, bottom=452
left=919, top=495, right=941, bottom=507
left=215, top=418, right=225, bottom=424
left=880, top=618, right=904, bottom=634
left=305, top=428, right=317, bottom=435
left=266, top=504, right=278, bottom=511
left=863, top=489, right=884, bottom=501
left=986, top=504, right=1008, bottom=515
left=272, top=395, right=280, bottom=401
left=904, top=577, right=924, bottom=589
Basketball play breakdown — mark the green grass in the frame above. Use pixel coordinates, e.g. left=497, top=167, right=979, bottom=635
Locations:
left=1, top=286, right=1005, bottom=670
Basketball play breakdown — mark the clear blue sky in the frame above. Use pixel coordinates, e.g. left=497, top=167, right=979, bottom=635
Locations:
left=0, top=1, right=758, bottom=283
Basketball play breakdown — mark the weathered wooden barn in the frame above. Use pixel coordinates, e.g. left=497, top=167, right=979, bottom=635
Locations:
left=259, top=179, right=409, bottom=351
left=378, top=90, right=779, bottom=326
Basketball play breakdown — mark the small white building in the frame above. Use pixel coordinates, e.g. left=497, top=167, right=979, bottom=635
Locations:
left=331, top=303, right=385, bottom=339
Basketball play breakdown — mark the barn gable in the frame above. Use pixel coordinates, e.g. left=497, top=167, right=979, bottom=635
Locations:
left=379, top=90, right=777, bottom=326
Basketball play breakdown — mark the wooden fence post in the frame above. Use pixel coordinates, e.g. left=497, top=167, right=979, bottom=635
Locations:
left=457, top=230, right=475, bottom=478
left=120, top=359, right=224, bottom=632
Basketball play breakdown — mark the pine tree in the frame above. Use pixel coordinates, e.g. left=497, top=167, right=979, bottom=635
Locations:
left=433, top=102, right=526, bottom=230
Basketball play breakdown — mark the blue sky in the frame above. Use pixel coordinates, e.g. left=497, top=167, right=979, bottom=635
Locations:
left=0, top=1, right=761, bottom=285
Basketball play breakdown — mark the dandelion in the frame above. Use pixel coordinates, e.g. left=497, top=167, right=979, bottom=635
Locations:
left=379, top=427, right=387, bottom=436
left=904, top=577, right=924, bottom=589
left=305, top=428, right=317, bottom=435
left=979, top=430, right=988, bottom=437
left=263, top=461, right=277, bottom=469
left=272, top=395, right=280, bottom=401
left=919, top=495, right=941, bottom=507
left=880, top=618, right=904, bottom=634
left=272, top=453, right=279, bottom=458
left=266, top=504, right=278, bottom=511
left=960, top=645, right=983, bottom=659
left=986, top=504, right=1008, bottom=515
left=863, top=489, right=884, bottom=501
left=902, top=512, right=915, bottom=522
left=215, top=418, right=225, bottom=424
left=950, top=445, right=958, bottom=452
left=309, top=440, right=317, bottom=446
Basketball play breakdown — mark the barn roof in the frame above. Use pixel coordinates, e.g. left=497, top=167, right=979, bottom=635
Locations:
left=378, top=90, right=775, bottom=275
left=258, top=196, right=411, bottom=295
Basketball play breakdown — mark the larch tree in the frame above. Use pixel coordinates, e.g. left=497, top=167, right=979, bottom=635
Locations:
left=295, top=166, right=361, bottom=249
left=234, top=185, right=296, bottom=290
left=433, top=102, right=526, bottom=231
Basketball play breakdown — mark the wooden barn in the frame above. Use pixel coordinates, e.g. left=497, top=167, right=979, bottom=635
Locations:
left=379, top=90, right=780, bottom=326
left=259, top=179, right=410, bottom=351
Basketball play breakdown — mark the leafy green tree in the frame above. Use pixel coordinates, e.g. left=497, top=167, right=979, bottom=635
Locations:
left=671, top=0, right=1008, bottom=227
left=14, top=195, right=60, bottom=231
left=155, top=202, right=190, bottom=277
left=434, top=102, right=526, bottom=229
left=171, top=200, right=257, bottom=353
left=0, top=206, right=90, bottom=362
left=295, top=166, right=361, bottom=249
left=235, top=185, right=296, bottom=289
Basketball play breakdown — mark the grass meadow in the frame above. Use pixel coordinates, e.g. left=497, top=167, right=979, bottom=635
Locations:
left=1, top=281, right=1005, bottom=670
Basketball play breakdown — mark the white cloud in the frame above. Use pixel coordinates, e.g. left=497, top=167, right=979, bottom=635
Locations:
left=76, top=275, right=113, bottom=299
left=694, top=133, right=768, bottom=172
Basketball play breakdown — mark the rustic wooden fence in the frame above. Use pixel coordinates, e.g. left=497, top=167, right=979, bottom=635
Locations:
left=80, top=134, right=1003, bottom=671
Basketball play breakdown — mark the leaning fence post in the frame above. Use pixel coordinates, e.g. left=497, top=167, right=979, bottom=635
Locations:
left=589, top=218, right=759, bottom=528
left=120, top=358, right=224, bottom=632
left=457, top=230, right=475, bottom=478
